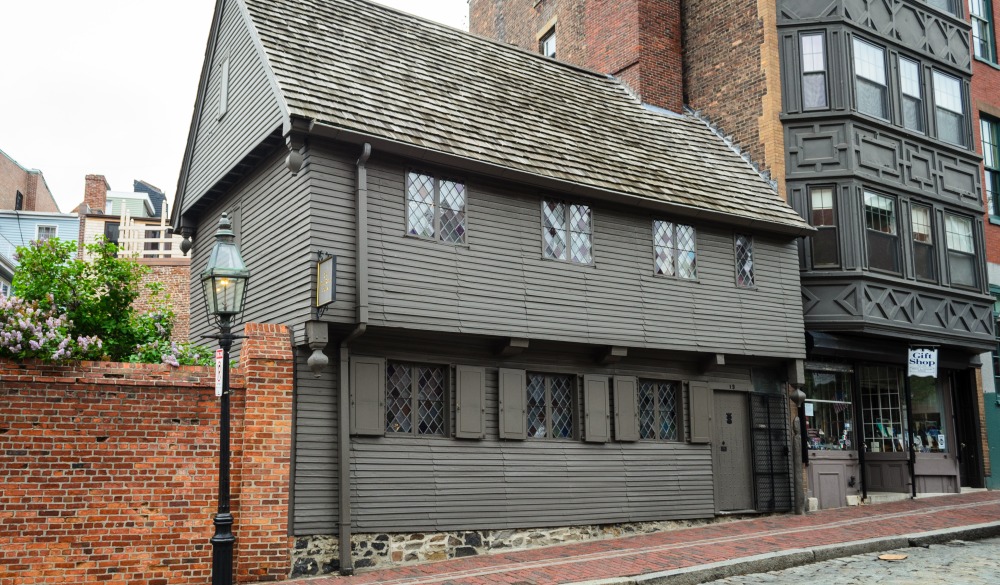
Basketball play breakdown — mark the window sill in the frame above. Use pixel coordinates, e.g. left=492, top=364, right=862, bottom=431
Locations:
left=989, top=216, right=1000, bottom=226
left=974, top=56, right=1000, bottom=71
left=541, top=256, right=596, bottom=268
left=402, top=232, right=469, bottom=248
left=652, top=272, right=700, bottom=283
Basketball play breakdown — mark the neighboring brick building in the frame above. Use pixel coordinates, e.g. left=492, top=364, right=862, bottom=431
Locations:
left=0, top=147, right=60, bottom=213
left=472, top=0, right=994, bottom=507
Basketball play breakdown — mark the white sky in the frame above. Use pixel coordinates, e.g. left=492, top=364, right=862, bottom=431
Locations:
left=0, top=0, right=468, bottom=214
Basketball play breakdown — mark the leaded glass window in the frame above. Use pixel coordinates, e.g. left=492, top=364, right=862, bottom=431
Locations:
left=526, top=373, right=575, bottom=439
left=386, top=361, right=447, bottom=436
left=933, top=71, right=965, bottom=146
left=653, top=220, right=697, bottom=278
left=971, top=0, right=996, bottom=62
left=543, top=200, right=592, bottom=264
left=809, top=186, right=838, bottom=267
left=406, top=171, right=467, bottom=243
left=638, top=380, right=680, bottom=441
left=864, top=190, right=900, bottom=273
left=945, top=213, right=977, bottom=288
left=801, top=33, right=828, bottom=110
left=853, top=38, right=888, bottom=119
left=911, top=204, right=936, bottom=282
left=899, top=57, right=924, bottom=133
left=735, top=234, right=755, bottom=288
left=981, top=117, right=1000, bottom=216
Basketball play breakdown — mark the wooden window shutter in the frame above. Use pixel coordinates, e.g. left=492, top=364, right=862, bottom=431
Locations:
left=350, top=356, right=386, bottom=436
left=498, top=368, right=526, bottom=440
left=455, top=365, right=486, bottom=439
left=583, top=375, right=610, bottom=443
left=688, top=381, right=712, bottom=444
left=613, top=376, right=639, bottom=442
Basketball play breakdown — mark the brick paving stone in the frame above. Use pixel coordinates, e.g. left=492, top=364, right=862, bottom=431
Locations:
left=268, top=491, right=1000, bottom=585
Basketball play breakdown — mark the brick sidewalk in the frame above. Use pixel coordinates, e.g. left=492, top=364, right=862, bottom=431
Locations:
left=271, top=491, right=1000, bottom=585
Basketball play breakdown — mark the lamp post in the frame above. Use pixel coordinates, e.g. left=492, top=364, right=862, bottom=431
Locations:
left=201, top=213, right=250, bottom=585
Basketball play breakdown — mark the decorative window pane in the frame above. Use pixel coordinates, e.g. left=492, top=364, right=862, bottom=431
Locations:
left=406, top=171, right=467, bottom=243
left=946, top=214, right=977, bottom=287
left=638, top=380, right=679, bottom=441
left=653, top=220, right=697, bottom=279
left=971, top=0, right=996, bottom=62
left=386, top=361, right=446, bottom=436
left=860, top=365, right=906, bottom=453
left=864, top=191, right=900, bottom=273
left=809, top=187, right=838, bottom=267
left=899, top=57, right=924, bottom=132
left=542, top=200, right=592, bottom=264
left=853, top=38, right=887, bottom=119
left=912, top=204, right=935, bottom=281
left=933, top=71, right=965, bottom=146
left=804, top=368, right=855, bottom=451
left=527, top=373, right=575, bottom=439
left=36, top=225, right=57, bottom=242
left=735, top=234, right=755, bottom=288
left=801, top=33, right=828, bottom=109
left=982, top=117, right=1000, bottom=216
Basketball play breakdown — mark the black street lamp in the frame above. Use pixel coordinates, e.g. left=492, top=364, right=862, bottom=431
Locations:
left=201, top=213, right=250, bottom=585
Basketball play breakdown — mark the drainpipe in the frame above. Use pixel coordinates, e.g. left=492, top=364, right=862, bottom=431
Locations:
left=337, top=142, right=371, bottom=576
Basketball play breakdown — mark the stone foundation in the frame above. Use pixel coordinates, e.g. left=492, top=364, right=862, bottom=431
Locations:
left=290, top=517, right=742, bottom=577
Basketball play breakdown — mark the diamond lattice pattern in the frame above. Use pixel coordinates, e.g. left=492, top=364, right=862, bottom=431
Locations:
left=569, top=204, right=592, bottom=264
left=543, top=201, right=567, bottom=260
left=676, top=225, right=697, bottom=279
left=416, top=365, right=446, bottom=435
left=550, top=375, right=574, bottom=438
left=736, top=234, right=755, bottom=287
left=638, top=380, right=678, bottom=440
left=439, top=180, right=466, bottom=243
left=653, top=220, right=675, bottom=276
left=386, top=362, right=445, bottom=435
left=386, top=362, right=413, bottom=433
left=407, top=172, right=436, bottom=238
left=527, top=374, right=547, bottom=438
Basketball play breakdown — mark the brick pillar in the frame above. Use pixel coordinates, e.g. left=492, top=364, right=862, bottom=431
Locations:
left=234, top=322, right=294, bottom=582
left=84, top=174, right=109, bottom=214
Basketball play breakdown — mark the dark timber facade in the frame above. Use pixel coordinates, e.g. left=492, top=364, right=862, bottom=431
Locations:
left=471, top=0, right=995, bottom=508
left=174, top=0, right=812, bottom=575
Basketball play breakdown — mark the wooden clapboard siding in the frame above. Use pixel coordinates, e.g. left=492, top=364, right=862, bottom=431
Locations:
left=188, top=149, right=313, bottom=345
left=293, top=350, right=339, bottom=535
left=181, top=0, right=284, bottom=213
left=348, top=150, right=805, bottom=359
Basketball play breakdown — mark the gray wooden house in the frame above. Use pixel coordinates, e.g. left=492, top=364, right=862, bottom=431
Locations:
left=174, top=0, right=812, bottom=574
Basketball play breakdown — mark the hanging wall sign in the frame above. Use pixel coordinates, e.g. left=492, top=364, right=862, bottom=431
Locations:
left=907, top=348, right=938, bottom=378
left=316, top=255, right=336, bottom=307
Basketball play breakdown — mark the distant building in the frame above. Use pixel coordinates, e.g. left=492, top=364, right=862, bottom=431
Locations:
left=0, top=147, right=61, bottom=213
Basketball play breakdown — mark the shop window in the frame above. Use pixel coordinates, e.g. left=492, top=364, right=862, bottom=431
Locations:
left=385, top=361, right=447, bottom=436
left=911, top=203, right=936, bottom=282
left=864, top=190, right=900, bottom=273
left=981, top=116, right=1000, bottom=216
left=945, top=213, right=977, bottom=288
left=971, top=0, right=996, bottom=63
left=808, top=186, right=838, bottom=267
left=804, top=367, right=855, bottom=451
left=899, top=57, right=924, bottom=133
left=801, top=33, right=828, bottom=110
left=910, top=376, right=948, bottom=453
left=933, top=70, right=965, bottom=146
left=406, top=171, right=467, bottom=244
left=653, top=220, right=697, bottom=279
left=853, top=37, right=888, bottom=120
left=542, top=200, right=592, bottom=264
left=526, top=372, right=575, bottom=439
left=860, top=365, right=906, bottom=453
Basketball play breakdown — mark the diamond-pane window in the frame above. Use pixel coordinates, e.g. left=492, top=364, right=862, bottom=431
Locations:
left=543, top=200, right=592, bottom=264
left=735, top=234, right=755, bottom=288
left=386, top=361, right=446, bottom=436
left=638, top=380, right=680, bottom=441
left=526, top=373, right=575, bottom=439
left=653, top=220, right=697, bottom=279
left=406, top=171, right=467, bottom=244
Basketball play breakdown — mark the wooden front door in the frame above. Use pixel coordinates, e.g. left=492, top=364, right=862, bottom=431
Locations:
left=713, top=390, right=754, bottom=511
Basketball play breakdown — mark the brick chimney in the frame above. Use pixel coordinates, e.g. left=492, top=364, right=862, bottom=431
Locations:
left=84, top=174, right=109, bottom=214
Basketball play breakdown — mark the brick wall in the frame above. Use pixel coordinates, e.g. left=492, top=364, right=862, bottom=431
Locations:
left=133, top=258, right=191, bottom=343
left=0, top=153, right=57, bottom=212
left=83, top=175, right=109, bottom=216
left=971, top=0, right=1000, bottom=268
left=0, top=323, right=293, bottom=585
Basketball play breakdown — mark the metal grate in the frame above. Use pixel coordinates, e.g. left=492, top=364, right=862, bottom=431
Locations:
left=749, top=392, right=792, bottom=513
left=735, top=234, right=755, bottom=287
left=439, top=180, right=466, bottom=243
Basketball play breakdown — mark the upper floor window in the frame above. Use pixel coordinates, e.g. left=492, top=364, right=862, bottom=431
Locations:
left=406, top=171, right=467, bottom=244
left=853, top=38, right=888, bottom=119
left=14, top=191, right=23, bottom=211
left=911, top=204, right=936, bottom=282
left=899, top=57, right=925, bottom=133
left=36, top=225, right=57, bottom=242
left=543, top=200, right=592, bottom=264
left=971, top=0, right=997, bottom=62
left=801, top=33, right=828, bottom=109
left=653, top=220, right=697, bottom=279
left=864, top=190, right=900, bottom=273
left=218, top=56, right=230, bottom=120
left=933, top=71, right=965, bottom=146
left=735, top=234, right=755, bottom=288
left=926, top=0, right=959, bottom=14
left=809, top=186, right=839, bottom=267
left=945, top=214, right=977, bottom=287
left=540, top=27, right=556, bottom=58
left=982, top=116, right=1000, bottom=216
left=385, top=361, right=447, bottom=436
left=527, top=372, right=574, bottom=439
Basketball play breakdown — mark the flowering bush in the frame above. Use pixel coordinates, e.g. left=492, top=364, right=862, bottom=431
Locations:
left=0, top=295, right=103, bottom=361
left=130, top=340, right=215, bottom=367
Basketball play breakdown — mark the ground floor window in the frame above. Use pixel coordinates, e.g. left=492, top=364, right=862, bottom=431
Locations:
left=637, top=379, right=680, bottom=441
left=804, top=366, right=854, bottom=450
left=859, top=365, right=906, bottom=453
left=385, top=361, right=447, bottom=436
left=527, top=373, right=575, bottom=439
left=910, top=376, right=947, bottom=453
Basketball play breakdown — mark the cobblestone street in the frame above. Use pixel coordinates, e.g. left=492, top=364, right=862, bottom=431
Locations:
left=703, top=537, right=1000, bottom=585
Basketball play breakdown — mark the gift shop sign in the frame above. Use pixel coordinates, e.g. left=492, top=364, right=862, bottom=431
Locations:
left=908, top=348, right=938, bottom=378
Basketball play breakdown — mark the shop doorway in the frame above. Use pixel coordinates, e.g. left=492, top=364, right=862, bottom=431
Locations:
left=951, top=370, right=984, bottom=488
left=713, top=390, right=754, bottom=511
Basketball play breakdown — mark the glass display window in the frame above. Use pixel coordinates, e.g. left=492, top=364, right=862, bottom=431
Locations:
left=804, top=366, right=855, bottom=451
left=910, top=376, right=947, bottom=453
left=860, top=365, right=908, bottom=453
